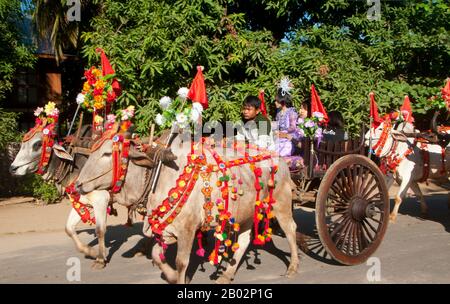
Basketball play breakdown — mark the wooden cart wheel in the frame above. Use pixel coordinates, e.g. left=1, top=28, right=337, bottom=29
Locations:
left=315, top=154, right=389, bottom=265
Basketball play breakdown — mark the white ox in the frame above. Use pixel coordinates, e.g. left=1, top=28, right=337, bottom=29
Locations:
left=75, top=131, right=299, bottom=283
left=9, top=126, right=114, bottom=268
left=365, top=121, right=450, bottom=222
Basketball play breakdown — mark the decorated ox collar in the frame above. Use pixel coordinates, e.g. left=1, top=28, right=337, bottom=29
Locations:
left=372, top=119, right=392, bottom=157
left=22, top=115, right=59, bottom=175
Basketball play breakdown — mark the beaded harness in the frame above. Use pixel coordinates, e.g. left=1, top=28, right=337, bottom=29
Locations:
left=65, top=124, right=132, bottom=224
left=149, top=137, right=278, bottom=265
left=373, top=121, right=447, bottom=179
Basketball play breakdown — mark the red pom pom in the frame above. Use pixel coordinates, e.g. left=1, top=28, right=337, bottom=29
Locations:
left=254, top=167, right=263, bottom=177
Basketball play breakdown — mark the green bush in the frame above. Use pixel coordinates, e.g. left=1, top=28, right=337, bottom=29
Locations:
left=19, top=175, right=60, bottom=204
left=0, top=110, right=60, bottom=203
left=80, top=0, right=449, bottom=137
left=0, top=0, right=35, bottom=102
left=0, top=108, right=21, bottom=150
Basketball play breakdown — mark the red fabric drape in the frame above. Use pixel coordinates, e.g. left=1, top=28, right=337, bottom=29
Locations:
left=310, top=84, right=328, bottom=122
left=400, top=95, right=414, bottom=123
left=369, top=92, right=382, bottom=128
left=95, top=48, right=121, bottom=97
left=187, top=66, right=208, bottom=109
left=441, top=79, right=450, bottom=109
left=258, top=90, right=267, bottom=117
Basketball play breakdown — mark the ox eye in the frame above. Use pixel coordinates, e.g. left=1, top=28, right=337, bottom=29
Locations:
left=32, top=141, right=42, bottom=151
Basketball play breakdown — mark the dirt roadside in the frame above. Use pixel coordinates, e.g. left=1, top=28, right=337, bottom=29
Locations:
left=0, top=180, right=448, bottom=236
left=0, top=197, right=134, bottom=235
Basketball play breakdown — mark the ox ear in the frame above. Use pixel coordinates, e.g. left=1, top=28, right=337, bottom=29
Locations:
left=52, top=144, right=74, bottom=161
left=161, top=148, right=178, bottom=163
left=129, top=148, right=155, bottom=169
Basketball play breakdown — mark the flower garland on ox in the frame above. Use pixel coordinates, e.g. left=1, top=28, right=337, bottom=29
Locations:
left=76, top=48, right=122, bottom=134
left=78, top=66, right=116, bottom=112
left=65, top=109, right=135, bottom=225
left=148, top=138, right=278, bottom=265
left=23, top=102, right=60, bottom=175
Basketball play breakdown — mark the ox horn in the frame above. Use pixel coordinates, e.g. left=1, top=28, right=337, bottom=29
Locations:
left=430, top=110, right=439, bottom=134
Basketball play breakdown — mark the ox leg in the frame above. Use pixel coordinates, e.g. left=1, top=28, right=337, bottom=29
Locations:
left=390, top=176, right=411, bottom=223
left=386, top=173, right=395, bottom=190
left=270, top=181, right=299, bottom=278
left=65, top=207, right=97, bottom=258
left=273, top=208, right=299, bottom=278
left=216, top=229, right=251, bottom=284
left=151, top=243, right=177, bottom=284
left=175, top=231, right=196, bottom=284
left=91, top=191, right=109, bottom=270
left=410, top=182, right=428, bottom=217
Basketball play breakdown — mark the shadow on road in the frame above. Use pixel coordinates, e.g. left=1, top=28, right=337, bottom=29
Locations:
left=395, top=193, right=450, bottom=233
left=71, top=191, right=449, bottom=282
left=290, top=192, right=450, bottom=268
left=291, top=207, right=341, bottom=266
left=79, top=222, right=152, bottom=262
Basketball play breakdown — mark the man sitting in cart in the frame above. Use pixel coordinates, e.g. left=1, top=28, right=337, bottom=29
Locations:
left=235, top=95, right=275, bottom=150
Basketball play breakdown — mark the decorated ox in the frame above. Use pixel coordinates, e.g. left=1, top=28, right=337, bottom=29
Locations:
left=75, top=129, right=299, bottom=283
left=70, top=125, right=177, bottom=268
left=8, top=115, right=117, bottom=265
left=10, top=120, right=85, bottom=190
left=365, top=119, right=450, bottom=222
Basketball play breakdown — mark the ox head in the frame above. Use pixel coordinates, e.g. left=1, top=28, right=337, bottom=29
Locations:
left=75, top=135, right=177, bottom=195
left=10, top=130, right=72, bottom=176
left=365, top=120, right=414, bottom=157
left=364, top=121, right=385, bottom=148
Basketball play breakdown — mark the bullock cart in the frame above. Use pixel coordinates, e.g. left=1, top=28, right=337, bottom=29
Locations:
left=289, top=129, right=390, bottom=265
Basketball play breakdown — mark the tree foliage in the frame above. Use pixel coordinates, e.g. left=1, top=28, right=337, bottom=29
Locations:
left=0, top=108, right=20, bottom=150
left=77, top=0, right=450, bottom=134
left=32, top=0, right=99, bottom=63
left=0, top=0, right=35, bottom=102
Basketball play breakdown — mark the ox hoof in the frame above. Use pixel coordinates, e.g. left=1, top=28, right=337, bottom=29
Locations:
left=161, top=272, right=177, bottom=284
left=134, top=251, right=145, bottom=257
left=284, top=267, right=298, bottom=279
left=215, top=276, right=232, bottom=284
left=91, top=259, right=106, bottom=270
left=389, top=215, right=397, bottom=223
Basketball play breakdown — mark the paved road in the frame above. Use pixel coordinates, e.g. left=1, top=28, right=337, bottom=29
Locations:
left=0, top=193, right=449, bottom=284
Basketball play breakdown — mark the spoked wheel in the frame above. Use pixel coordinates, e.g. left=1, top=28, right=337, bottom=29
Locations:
left=315, top=155, right=389, bottom=265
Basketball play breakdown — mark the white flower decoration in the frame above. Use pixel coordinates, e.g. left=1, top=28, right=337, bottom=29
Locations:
left=50, top=108, right=60, bottom=117
left=155, top=113, right=165, bottom=126
left=121, top=106, right=135, bottom=121
left=177, top=87, right=189, bottom=100
left=43, top=128, right=50, bottom=135
left=176, top=112, right=188, bottom=128
left=34, top=107, right=44, bottom=117
left=107, top=114, right=116, bottom=124
left=312, top=112, right=324, bottom=121
left=192, top=102, right=203, bottom=113
left=277, top=76, right=293, bottom=96
left=159, top=96, right=172, bottom=110
left=190, top=108, right=200, bottom=122
left=76, top=93, right=85, bottom=105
